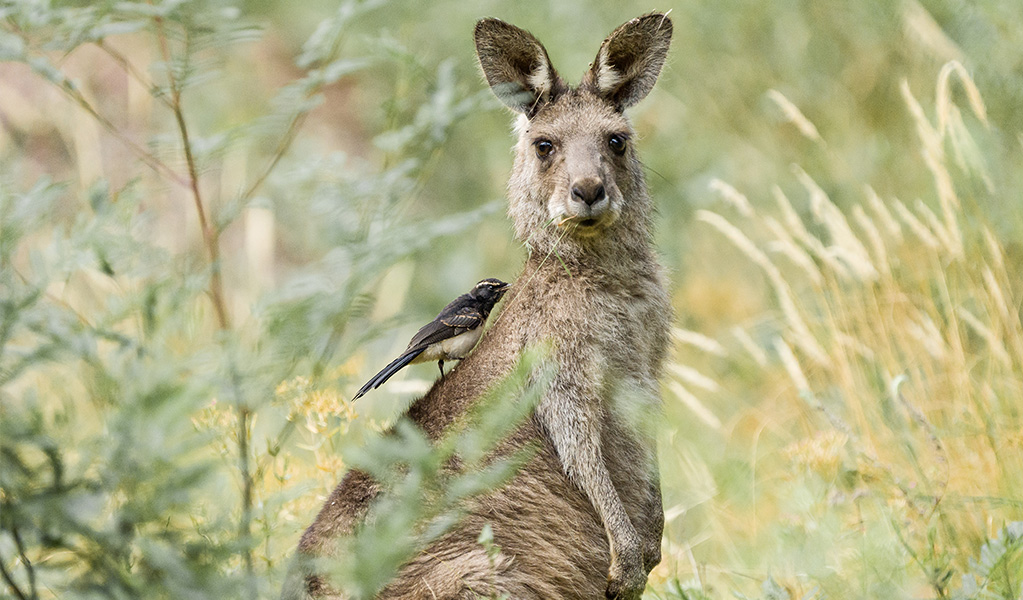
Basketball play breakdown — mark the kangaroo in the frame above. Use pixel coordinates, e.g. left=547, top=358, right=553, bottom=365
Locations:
left=287, top=13, right=673, bottom=600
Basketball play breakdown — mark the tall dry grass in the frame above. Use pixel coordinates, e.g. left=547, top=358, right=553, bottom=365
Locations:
left=656, top=63, right=1023, bottom=599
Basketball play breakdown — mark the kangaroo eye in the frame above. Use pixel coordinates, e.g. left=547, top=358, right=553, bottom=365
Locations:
left=534, top=140, right=555, bottom=159
left=608, top=134, right=627, bottom=155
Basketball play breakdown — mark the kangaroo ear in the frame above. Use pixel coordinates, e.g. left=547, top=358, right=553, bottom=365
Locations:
left=585, top=13, right=672, bottom=111
left=475, top=18, right=564, bottom=117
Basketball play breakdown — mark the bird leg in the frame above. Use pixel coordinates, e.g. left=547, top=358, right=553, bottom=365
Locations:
left=438, top=360, right=445, bottom=380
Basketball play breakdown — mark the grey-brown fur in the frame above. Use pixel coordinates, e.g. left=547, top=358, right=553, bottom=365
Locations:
left=285, top=13, right=673, bottom=600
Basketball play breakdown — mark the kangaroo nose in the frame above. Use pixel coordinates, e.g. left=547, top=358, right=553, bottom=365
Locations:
left=571, top=178, right=606, bottom=206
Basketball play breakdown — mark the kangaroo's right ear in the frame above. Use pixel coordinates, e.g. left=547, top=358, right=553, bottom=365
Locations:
left=475, top=18, right=564, bottom=117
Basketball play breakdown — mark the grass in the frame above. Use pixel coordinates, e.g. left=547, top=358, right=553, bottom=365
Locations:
left=655, top=64, right=1023, bottom=599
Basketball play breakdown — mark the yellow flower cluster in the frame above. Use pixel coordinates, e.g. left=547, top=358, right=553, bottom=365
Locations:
left=276, top=372, right=358, bottom=436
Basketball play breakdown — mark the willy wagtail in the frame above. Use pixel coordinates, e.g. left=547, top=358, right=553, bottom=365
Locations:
left=353, top=278, right=511, bottom=400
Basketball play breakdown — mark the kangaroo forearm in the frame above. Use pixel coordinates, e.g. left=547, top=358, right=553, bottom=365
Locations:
left=640, top=474, right=664, bottom=572
left=536, top=397, right=642, bottom=561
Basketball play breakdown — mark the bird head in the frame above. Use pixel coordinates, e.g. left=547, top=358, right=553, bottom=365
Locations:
left=472, top=278, right=511, bottom=304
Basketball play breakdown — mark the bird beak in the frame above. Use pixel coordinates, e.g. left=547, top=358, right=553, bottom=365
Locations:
left=497, top=282, right=512, bottom=292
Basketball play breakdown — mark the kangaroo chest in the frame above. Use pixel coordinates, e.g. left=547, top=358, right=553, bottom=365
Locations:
left=517, top=276, right=668, bottom=378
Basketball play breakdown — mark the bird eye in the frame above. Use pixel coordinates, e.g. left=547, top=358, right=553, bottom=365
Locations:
left=534, top=139, right=555, bottom=159
left=608, top=134, right=627, bottom=155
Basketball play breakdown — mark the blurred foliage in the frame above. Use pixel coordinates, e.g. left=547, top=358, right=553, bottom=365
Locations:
left=1, top=0, right=1023, bottom=598
left=297, top=346, right=550, bottom=599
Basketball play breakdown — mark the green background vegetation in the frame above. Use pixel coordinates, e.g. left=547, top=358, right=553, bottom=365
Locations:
left=2, top=0, right=1022, bottom=598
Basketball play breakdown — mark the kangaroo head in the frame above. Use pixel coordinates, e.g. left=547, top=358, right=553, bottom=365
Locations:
left=475, top=14, right=672, bottom=260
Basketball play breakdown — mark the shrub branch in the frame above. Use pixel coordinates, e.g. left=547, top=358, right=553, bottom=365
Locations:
left=152, top=14, right=230, bottom=331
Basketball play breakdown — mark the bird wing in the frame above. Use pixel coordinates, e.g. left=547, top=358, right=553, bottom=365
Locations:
left=405, top=302, right=484, bottom=351
left=440, top=311, right=485, bottom=329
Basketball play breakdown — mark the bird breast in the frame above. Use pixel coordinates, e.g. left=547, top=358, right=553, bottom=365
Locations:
left=414, top=327, right=485, bottom=363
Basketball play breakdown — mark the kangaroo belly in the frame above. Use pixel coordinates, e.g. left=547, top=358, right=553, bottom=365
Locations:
left=381, top=437, right=611, bottom=600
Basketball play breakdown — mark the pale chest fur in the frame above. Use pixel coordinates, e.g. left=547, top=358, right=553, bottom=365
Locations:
left=511, top=268, right=671, bottom=392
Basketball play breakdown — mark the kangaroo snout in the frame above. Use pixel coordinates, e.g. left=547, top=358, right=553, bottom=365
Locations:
left=571, top=177, right=606, bottom=206
left=560, top=174, right=616, bottom=231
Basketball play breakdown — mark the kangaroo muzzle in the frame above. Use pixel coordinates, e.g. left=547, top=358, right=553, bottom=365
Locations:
left=571, top=177, right=606, bottom=206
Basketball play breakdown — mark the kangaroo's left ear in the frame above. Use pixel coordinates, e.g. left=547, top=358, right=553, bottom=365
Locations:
left=584, top=13, right=673, bottom=111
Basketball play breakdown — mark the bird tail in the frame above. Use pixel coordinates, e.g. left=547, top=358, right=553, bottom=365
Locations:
left=353, top=347, right=426, bottom=400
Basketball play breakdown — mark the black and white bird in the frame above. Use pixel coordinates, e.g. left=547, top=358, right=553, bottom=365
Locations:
left=353, top=278, right=511, bottom=400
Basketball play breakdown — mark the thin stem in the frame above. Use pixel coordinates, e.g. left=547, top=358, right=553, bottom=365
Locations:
left=149, top=11, right=249, bottom=588
left=0, top=24, right=187, bottom=187
left=9, top=527, right=36, bottom=600
left=238, top=406, right=254, bottom=579
left=240, top=111, right=309, bottom=204
left=152, top=14, right=230, bottom=330
left=94, top=40, right=175, bottom=111
left=0, top=553, right=29, bottom=600
left=69, top=85, right=187, bottom=186
left=0, top=517, right=38, bottom=600
left=228, top=360, right=256, bottom=595
left=492, top=221, right=573, bottom=329
left=239, top=24, right=353, bottom=203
